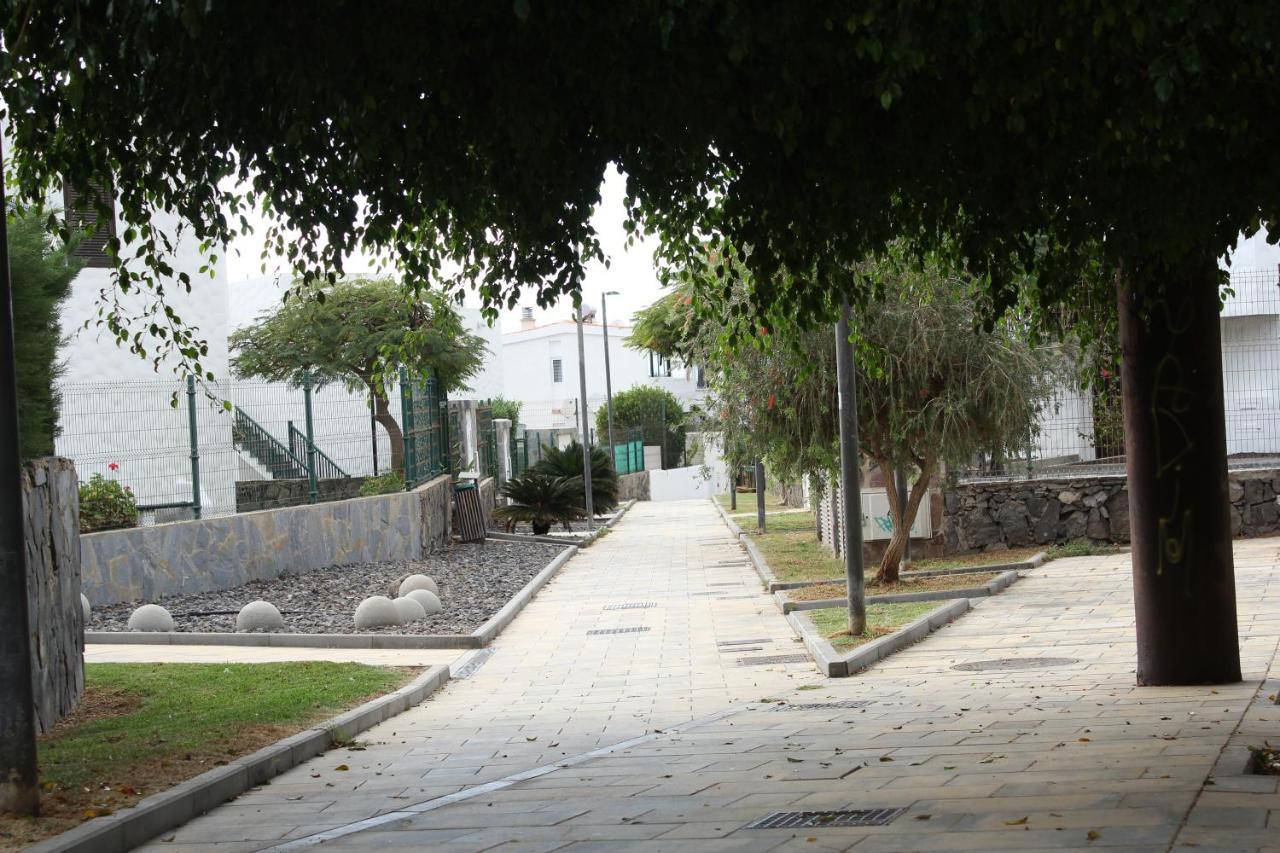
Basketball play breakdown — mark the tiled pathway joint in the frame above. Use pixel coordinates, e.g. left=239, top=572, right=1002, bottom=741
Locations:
left=140, top=504, right=1280, bottom=852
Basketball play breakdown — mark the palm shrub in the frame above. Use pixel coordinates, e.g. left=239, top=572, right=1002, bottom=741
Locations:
left=494, top=472, right=585, bottom=535
left=534, top=441, right=619, bottom=513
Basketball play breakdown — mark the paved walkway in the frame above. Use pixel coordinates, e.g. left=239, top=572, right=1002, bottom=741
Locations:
left=140, top=502, right=1280, bottom=852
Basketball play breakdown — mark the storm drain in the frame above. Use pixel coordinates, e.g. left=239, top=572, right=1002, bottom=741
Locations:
left=737, top=654, right=810, bottom=667
left=745, top=807, right=907, bottom=829
left=718, top=638, right=771, bottom=646
left=451, top=648, right=496, bottom=680
left=603, top=602, right=658, bottom=611
left=709, top=582, right=745, bottom=586
left=769, top=700, right=872, bottom=711
left=952, top=656, right=1079, bottom=672
left=586, top=627, right=651, bottom=636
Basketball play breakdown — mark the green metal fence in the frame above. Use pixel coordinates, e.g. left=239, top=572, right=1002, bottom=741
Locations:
left=476, top=403, right=498, bottom=480
left=399, top=368, right=449, bottom=488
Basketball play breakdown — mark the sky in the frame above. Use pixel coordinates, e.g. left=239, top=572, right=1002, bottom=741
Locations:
left=223, top=166, right=667, bottom=333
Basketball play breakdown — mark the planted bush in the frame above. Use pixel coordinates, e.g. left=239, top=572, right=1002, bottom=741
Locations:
left=359, top=471, right=405, bottom=496
left=494, top=472, right=584, bottom=535
left=534, top=441, right=619, bottom=513
left=79, top=472, right=139, bottom=533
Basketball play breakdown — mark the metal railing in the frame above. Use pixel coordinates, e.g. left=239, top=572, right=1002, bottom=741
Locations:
left=288, top=421, right=349, bottom=481
left=233, top=407, right=306, bottom=479
left=399, top=368, right=449, bottom=488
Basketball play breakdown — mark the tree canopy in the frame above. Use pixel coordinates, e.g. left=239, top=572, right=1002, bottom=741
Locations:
left=595, top=385, right=687, bottom=467
left=229, top=277, right=486, bottom=472
left=5, top=3, right=1279, bottom=374
left=11, top=206, right=80, bottom=459
left=641, top=246, right=1063, bottom=580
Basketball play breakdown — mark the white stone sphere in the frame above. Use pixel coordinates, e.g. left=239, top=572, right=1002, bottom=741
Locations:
left=398, top=574, right=438, bottom=596
left=354, top=596, right=402, bottom=629
left=128, top=604, right=174, bottom=632
left=236, top=600, right=285, bottom=632
left=392, top=596, right=427, bottom=623
left=80, top=593, right=91, bottom=624
left=404, top=588, right=442, bottom=615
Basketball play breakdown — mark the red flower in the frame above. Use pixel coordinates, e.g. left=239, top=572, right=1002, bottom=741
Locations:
left=767, top=393, right=777, bottom=410
left=107, top=462, right=119, bottom=472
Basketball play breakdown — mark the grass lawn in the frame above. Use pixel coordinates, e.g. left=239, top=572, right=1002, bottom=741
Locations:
left=807, top=602, right=940, bottom=651
left=715, top=491, right=791, bottom=514
left=0, top=662, right=414, bottom=849
left=789, top=571, right=1001, bottom=602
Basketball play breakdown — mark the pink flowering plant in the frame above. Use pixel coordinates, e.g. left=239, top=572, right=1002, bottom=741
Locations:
left=79, top=463, right=139, bottom=532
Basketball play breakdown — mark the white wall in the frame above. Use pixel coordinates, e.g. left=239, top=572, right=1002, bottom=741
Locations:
left=649, top=465, right=716, bottom=502
left=54, top=207, right=236, bottom=517
left=501, top=318, right=704, bottom=430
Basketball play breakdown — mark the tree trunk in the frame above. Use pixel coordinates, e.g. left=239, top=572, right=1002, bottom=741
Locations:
left=372, top=389, right=405, bottom=475
left=1118, top=258, right=1240, bottom=686
left=876, top=456, right=935, bottom=585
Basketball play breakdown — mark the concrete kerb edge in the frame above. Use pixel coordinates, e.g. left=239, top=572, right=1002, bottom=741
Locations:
left=790, top=598, right=973, bottom=679
left=778, top=568, right=1022, bottom=613
left=471, top=544, right=577, bottom=645
left=85, top=533, right=592, bottom=651
left=768, top=555, right=1045, bottom=592
left=29, top=664, right=452, bottom=853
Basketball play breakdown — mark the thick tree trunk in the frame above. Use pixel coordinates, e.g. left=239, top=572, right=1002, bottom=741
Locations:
left=876, top=456, right=934, bottom=585
left=1118, top=258, right=1240, bottom=685
left=372, top=389, right=405, bottom=475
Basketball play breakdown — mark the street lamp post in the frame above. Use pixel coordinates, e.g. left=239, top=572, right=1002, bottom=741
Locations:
left=575, top=307, right=595, bottom=529
left=601, top=290, right=619, bottom=462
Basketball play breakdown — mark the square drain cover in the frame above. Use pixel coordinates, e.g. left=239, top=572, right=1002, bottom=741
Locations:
left=770, top=700, right=871, bottom=711
left=586, top=627, right=651, bottom=635
left=737, top=654, right=810, bottom=666
left=746, top=807, right=907, bottom=829
left=603, top=602, right=657, bottom=610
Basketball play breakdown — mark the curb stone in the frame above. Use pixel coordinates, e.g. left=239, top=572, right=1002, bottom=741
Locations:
left=87, top=540, right=578, bottom=650
left=29, top=665, right=452, bottom=853
left=778, top=568, right=1022, bottom=613
left=788, top=599, right=972, bottom=677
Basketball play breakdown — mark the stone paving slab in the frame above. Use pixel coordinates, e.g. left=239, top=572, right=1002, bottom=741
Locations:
left=132, top=509, right=1280, bottom=852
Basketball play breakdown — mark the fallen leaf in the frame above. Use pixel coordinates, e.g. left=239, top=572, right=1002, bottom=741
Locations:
left=1078, top=737, right=1091, bottom=742
left=786, top=757, right=803, bottom=763
left=334, top=764, right=349, bottom=771
left=1087, top=830, right=1100, bottom=841
left=914, top=814, right=931, bottom=821
left=1005, top=817, right=1028, bottom=826
left=879, top=756, right=894, bottom=762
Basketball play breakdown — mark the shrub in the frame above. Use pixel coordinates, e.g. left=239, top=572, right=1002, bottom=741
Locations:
left=494, top=472, right=585, bottom=535
left=359, top=471, right=405, bottom=496
left=534, top=440, right=619, bottom=513
left=79, top=472, right=139, bottom=533
left=594, top=385, right=686, bottom=468
left=488, top=396, right=522, bottom=425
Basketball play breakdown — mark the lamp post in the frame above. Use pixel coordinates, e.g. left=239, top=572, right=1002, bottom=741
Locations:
left=601, top=290, right=619, bottom=461
left=576, top=306, right=595, bottom=529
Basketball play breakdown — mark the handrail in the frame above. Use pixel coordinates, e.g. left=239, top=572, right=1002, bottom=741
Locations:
left=232, top=407, right=306, bottom=479
left=288, top=422, right=349, bottom=480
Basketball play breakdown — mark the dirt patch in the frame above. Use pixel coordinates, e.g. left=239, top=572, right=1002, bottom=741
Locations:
left=789, top=571, right=1000, bottom=602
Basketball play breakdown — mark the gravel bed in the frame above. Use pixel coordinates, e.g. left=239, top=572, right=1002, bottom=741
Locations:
left=89, top=539, right=566, bottom=635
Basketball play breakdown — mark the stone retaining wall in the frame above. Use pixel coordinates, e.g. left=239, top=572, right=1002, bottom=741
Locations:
left=234, top=476, right=370, bottom=513
left=82, top=473, right=454, bottom=605
left=617, top=471, right=650, bottom=502
left=943, top=467, right=1280, bottom=552
left=22, top=457, right=84, bottom=733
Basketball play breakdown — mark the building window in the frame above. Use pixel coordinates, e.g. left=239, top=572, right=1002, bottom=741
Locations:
left=63, top=181, right=116, bottom=268
left=551, top=358, right=563, bottom=383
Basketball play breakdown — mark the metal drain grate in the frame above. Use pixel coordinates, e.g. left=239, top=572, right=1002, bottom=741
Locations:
left=451, top=648, right=496, bottom=680
left=586, top=627, right=651, bottom=636
left=769, top=700, right=872, bottom=711
left=603, top=602, right=658, bottom=611
left=722, top=646, right=764, bottom=653
left=737, top=654, right=810, bottom=666
left=718, top=638, right=771, bottom=646
left=709, top=582, right=744, bottom=586
left=718, top=594, right=760, bottom=600
left=746, top=808, right=907, bottom=829
left=952, top=656, right=1079, bottom=672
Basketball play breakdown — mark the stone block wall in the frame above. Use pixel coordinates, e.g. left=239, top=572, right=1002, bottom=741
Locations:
left=617, top=471, right=650, bottom=502
left=82, top=473, right=454, bottom=605
left=22, top=457, right=84, bottom=733
left=234, top=476, right=370, bottom=513
left=942, top=467, right=1280, bottom=552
